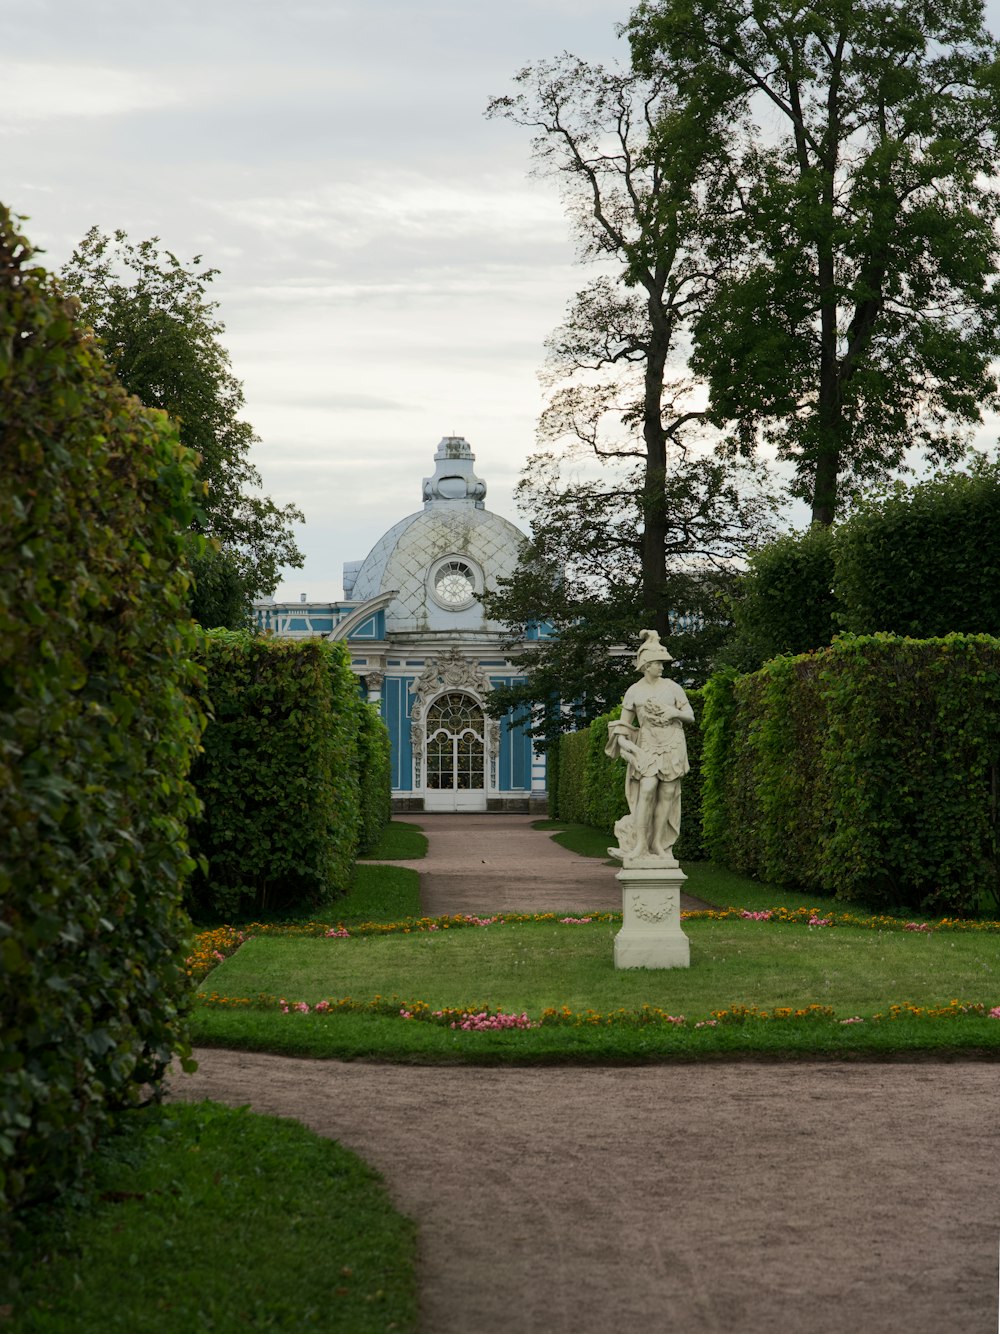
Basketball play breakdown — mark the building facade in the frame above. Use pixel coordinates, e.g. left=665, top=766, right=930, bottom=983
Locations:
left=255, top=436, right=550, bottom=812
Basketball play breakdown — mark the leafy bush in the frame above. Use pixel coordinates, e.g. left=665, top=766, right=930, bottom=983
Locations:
left=187, top=634, right=362, bottom=918
left=355, top=697, right=391, bottom=855
left=701, top=636, right=1000, bottom=914
left=725, top=525, right=838, bottom=669
left=1, top=209, right=205, bottom=1215
left=834, top=466, right=1000, bottom=637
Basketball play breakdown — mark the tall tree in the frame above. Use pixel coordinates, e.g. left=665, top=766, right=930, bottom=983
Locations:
left=61, top=229, right=304, bottom=622
left=630, top=0, right=1000, bottom=524
left=487, top=56, right=775, bottom=639
left=485, top=56, right=778, bottom=728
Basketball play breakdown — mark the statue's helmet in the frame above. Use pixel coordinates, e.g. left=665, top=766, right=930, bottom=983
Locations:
left=636, top=628, right=674, bottom=669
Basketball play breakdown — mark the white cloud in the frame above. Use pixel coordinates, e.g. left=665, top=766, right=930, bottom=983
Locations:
left=0, top=61, right=182, bottom=119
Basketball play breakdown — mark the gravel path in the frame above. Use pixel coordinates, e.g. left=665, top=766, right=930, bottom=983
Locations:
left=382, top=812, right=715, bottom=915
left=168, top=818, right=1000, bottom=1332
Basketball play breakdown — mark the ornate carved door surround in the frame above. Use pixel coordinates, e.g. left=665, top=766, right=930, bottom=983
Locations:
left=409, top=650, right=500, bottom=810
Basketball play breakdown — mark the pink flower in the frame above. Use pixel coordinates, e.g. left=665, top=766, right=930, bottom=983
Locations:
left=808, top=916, right=832, bottom=927
left=314, top=1001, right=331, bottom=1013
left=399, top=1009, right=412, bottom=1020
left=695, top=1019, right=718, bottom=1029
left=903, top=922, right=933, bottom=932
left=839, top=1016, right=864, bottom=1025
left=989, top=1007, right=1000, bottom=1020
left=740, top=910, right=772, bottom=921
left=559, top=916, right=593, bottom=925
left=325, top=927, right=350, bottom=938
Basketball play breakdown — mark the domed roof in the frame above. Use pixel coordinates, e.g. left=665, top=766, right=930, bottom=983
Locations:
left=349, top=436, right=527, bottom=635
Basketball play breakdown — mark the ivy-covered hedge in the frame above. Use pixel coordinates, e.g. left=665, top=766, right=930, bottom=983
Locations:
left=701, top=635, right=1000, bottom=915
left=186, top=634, right=370, bottom=919
left=1, top=210, right=205, bottom=1215
left=553, top=691, right=705, bottom=860
left=356, top=697, right=391, bottom=855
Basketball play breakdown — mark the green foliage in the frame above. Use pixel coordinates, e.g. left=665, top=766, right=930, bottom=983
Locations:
left=834, top=466, right=1000, bottom=637
left=0, top=208, right=205, bottom=1215
left=701, top=636, right=1000, bottom=914
left=545, top=738, right=561, bottom=818
left=819, top=635, right=1000, bottom=915
left=725, top=525, right=838, bottom=670
left=584, top=706, right=628, bottom=835
left=60, top=228, right=304, bottom=615
left=630, top=0, right=1000, bottom=523
left=699, top=666, right=740, bottom=862
left=187, top=634, right=362, bottom=918
left=355, top=699, right=392, bottom=856
left=484, top=56, right=779, bottom=727
left=556, top=729, right=590, bottom=824
left=187, top=544, right=251, bottom=630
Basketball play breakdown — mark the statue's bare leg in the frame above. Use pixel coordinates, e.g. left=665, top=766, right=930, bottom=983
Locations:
left=634, top=776, right=659, bottom=856
left=650, top=781, right=680, bottom=857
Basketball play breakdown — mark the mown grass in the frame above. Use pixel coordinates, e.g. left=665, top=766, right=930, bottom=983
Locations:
left=191, top=913, right=1000, bottom=1061
left=203, top=917, right=995, bottom=1014
left=359, top=820, right=428, bottom=862
left=5, top=1102, right=417, bottom=1333
left=335, top=862, right=421, bottom=922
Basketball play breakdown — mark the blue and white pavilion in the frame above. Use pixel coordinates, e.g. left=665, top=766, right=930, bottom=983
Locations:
left=255, top=436, right=550, bottom=812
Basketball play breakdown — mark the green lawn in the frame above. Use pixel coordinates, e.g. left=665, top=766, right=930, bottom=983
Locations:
left=5, top=1102, right=417, bottom=1333
left=206, top=918, right=997, bottom=1016
left=191, top=912, right=1000, bottom=1061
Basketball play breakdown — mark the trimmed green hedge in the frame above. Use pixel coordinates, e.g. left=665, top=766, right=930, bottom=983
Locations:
left=553, top=691, right=705, bottom=860
left=835, top=467, right=1000, bottom=637
left=701, top=635, right=1000, bottom=915
left=1, top=209, right=205, bottom=1215
left=356, top=697, right=392, bottom=855
left=556, top=728, right=590, bottom=824
left=187, top=634, right=369, bottom=918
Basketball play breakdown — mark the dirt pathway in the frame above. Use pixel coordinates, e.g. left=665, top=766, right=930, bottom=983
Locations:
left=168, top=1052, right=1000, bottom=1333
left=375, top=813, right=715, bottom=916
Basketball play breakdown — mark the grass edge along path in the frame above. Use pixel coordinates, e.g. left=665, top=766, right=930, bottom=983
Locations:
left=187, top=909, right=1000, bottom=1063
left=4, top=1101, right=418, bottom=1333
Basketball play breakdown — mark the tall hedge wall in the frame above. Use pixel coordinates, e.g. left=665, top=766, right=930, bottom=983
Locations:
left=1, top=210, right=205, bottom=1215
left=186, top=633, right=370, bottom=918
left=356, top=698, right=392, bottom=855
left=701, top=635, right=1000, bottom=915
left=553, top=691, right=705, bottom=860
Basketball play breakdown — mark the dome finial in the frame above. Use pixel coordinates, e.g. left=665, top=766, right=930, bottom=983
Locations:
left=422, top=435, right=487, bottom=508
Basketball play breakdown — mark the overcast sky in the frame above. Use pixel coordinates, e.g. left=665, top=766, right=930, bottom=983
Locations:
left=6, top=0, right=1000, bottom=601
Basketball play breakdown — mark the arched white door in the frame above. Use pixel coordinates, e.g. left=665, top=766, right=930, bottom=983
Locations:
left=423, top=692, right=486, bottom=812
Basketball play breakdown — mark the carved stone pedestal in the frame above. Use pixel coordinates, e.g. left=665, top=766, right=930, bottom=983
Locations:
left=613, top=866, right=690, bottom=970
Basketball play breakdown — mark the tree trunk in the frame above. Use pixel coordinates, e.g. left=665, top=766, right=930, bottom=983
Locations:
left=641, top=301, right=671, bottom=636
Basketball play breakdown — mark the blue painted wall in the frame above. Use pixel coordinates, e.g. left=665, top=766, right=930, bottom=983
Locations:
left=490, top=676, right=532, bottom=792
left=382, top=677, right=415, bottom=790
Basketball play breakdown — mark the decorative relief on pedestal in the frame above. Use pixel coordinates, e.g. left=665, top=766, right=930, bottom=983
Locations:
left=365, top=669, right=384, bottom=693
left=630, top=892, right=676, bottom=925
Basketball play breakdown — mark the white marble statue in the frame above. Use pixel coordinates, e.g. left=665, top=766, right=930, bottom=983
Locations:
left=605, top=629, right=694, bottom=867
